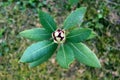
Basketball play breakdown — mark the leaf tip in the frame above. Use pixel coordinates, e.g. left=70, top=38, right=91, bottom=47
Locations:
left=19, top=31, right=24, bottom=37
left=62, top=65, right=69, bottom=69
left=19, top=57, right=27, bottom=63
left=92, top=60, right=101, bottom=68
left=19, top=59, right=24, bottom=63
left=28, top=63, right=37, bottom=68
left=81, top=6, right=87, bottom=10
left=38, top=10, right=44, bottom=16
left=96, top=62, right=102, bottom=68
left=76, top=7, right=87, bottom=11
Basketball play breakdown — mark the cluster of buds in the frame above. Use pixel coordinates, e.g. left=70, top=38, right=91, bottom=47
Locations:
left=52, top=29, right=65, bottom=44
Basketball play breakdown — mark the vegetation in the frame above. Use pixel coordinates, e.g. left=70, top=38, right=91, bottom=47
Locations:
left=0, top=0, right=120, bottom=80
left=19, top=7, right=101, bottom=68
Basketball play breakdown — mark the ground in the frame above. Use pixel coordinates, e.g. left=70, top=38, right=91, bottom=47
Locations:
left=0, top=0, right=120, bottom=80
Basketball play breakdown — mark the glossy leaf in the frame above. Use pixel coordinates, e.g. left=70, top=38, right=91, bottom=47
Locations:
left=19, top=28, right=51, bottom=41
left=63, top=7, right=87, bottom=30
left=67, top=28, right=92, bottom=43
left=38, top=10, right=57, bottom=32
left=20, top=41, right=57, bottom=63
left=29, top=50, right=53, bottom=68
left=70, top=43, right=101, bottom=68
left=56, top=44, right=74, bottom=68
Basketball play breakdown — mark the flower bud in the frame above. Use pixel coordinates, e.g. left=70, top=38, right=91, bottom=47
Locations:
left=52, top=29, right=65, bottom=43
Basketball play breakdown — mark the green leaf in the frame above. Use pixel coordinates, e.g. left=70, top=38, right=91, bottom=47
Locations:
left=38, top=10, right=57, bottom=32
left=70, top=43, right=101, bottom=68
left=0, top=52, right=2, bottom=56
left=69, top=0, right=79, bottom=6
left=19, top=28, right=51, bottom=41
left=29, top=50, right=53, bottom=68
left=0, top=28, right=5, bottom=38
left=67, top=28, right=92, bottom=43
left=95, top=22, right=104, bottom=29
left=56, top=44, right=74, bottom=68
left=63, top=7, right=87, bottom=30
left=20, top=41, right=57, bottom=63
left=87, top=31, right=97, bottom=40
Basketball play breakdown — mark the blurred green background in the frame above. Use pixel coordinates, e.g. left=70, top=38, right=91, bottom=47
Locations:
left=0, top=0, right=120, bottom=80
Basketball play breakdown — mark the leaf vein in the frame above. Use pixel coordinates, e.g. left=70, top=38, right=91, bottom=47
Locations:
left=71, top=43, right=88, bottom=59
left=43, top=18, right=55, bottom=31
left=31, top=42, right=54, bottom=55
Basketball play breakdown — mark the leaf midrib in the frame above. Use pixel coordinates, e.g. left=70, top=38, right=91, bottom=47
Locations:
left=31, top=42, right=54, bottom=55
left=67, top=32, right=84, bottom=38
left=62, top=44, right=67, bottom=67
left=25, top=33, right=50, bottom=36
left=43, top=17, right=55, bottom=31
left=70, top=43, right=88, bottom=59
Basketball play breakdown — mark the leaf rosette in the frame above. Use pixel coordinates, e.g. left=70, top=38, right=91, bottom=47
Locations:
left=19, top=7, right=101, bottom=68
